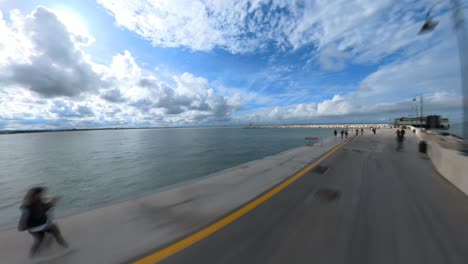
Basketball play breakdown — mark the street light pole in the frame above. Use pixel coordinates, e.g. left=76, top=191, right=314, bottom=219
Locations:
left=419, top=0, right=468, bottom=154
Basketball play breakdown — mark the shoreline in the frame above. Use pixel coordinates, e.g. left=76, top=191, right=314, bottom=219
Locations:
left=0, top=136, right=346, bottom=263
left=0, top=136, right=338, bottom=230
left=0, top=124, right=391, bottom=135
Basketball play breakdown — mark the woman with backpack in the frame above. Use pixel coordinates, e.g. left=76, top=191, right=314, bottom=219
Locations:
left=18, top=187, right=69, bottom=258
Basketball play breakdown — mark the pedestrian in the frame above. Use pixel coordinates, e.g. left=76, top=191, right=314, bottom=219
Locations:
left=340, top=130, right=344, bottom=139
left=345, top=130, right=348, bottom=138
left=401, top=128, right=406, bottom=138
left=355, top=129, right=359, bottom=136
left=18, top=187, right=69, bottom=258
left=372, top=128, right=376, bottom=134
left=334, top=130, right=337, bottom=137
left=361, top=128, right=364, bottom=135
left=396, top=129, right=404, bottom=150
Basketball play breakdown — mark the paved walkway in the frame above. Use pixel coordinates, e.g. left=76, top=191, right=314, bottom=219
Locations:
left=0, top=135, right=344, bottom=263
left=156, top=129, right=468, bottom=264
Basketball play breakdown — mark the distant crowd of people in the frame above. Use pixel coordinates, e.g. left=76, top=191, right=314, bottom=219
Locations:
left=333, top=127, right=377, bottom=138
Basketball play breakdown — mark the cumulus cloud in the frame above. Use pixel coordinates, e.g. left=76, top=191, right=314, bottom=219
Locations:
left=0, top=7, right=242, bottom=129
left=128, top=72, right=240, bottom=118
left=100, top=89, right=126, bottom=103
left=0, top=7, right=106, bottom=98
left=49, top=101, right=95, bottom=118
left=97, top=0, right=443, bottom=69
left=317, top=95, right=352, bottom=115
left=110, top=50, right=141, bottom=81
left=241, top=92, right=462, bottom=124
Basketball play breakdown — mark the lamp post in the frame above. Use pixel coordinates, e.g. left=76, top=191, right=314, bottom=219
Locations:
left=419, top=0, right=468, bottom=154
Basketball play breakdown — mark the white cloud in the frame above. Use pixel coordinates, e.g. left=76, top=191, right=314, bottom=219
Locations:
left=110, top=50, right=141, bottom=81
left=0, top=7, right=105, bottom=98
left=318, top=44, right=350, bottom=71
left=356, top=38, right=461, bottom=102
left=49, top=101, right=95, bottom=118
left=97, top=0, right=446, bottom=68
left=0, top=3, right=463, bottom=129
left=317, top=95, right=352, bottom=115
left=0, top=7, right=243, bottom=129
left=240, top=91, right=462, bottom=124
left=129, top=72, right=241, bottom=117
left=239, top=37, right=463, bottom=123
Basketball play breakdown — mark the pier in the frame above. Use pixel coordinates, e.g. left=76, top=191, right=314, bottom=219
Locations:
left=1, top=129, right=467, bottom=264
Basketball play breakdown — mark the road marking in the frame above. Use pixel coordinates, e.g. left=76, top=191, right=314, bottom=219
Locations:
left=133, top=139, right=351, bottom=264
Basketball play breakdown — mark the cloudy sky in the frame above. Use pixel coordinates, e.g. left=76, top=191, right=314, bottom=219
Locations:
left=0, top=0, right=465, bottom=129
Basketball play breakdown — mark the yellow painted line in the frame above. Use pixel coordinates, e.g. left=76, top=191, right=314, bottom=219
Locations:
left=133, top=139, right=351, bottom=264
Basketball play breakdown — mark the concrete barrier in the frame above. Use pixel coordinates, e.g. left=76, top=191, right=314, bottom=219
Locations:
left=426, top=141, right=468, bottom=195
left=407, top=126, right=468, bottom=196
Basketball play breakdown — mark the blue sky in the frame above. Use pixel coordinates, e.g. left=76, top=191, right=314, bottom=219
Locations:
left=0, top=0, right=466, bottom=129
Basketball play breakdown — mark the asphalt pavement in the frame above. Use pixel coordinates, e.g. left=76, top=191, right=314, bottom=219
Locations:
left=158, top=129, right=468, bottom=264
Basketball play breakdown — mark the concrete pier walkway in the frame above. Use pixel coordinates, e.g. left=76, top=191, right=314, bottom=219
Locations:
left=0, top=135, right=344, bottom=263
left=145, top=129, right=468, bottom=264
left=3, top=129, right=468, bottom=264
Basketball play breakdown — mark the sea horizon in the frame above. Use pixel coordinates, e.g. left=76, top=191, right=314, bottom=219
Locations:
left=0, top=121, right=397, bottom=134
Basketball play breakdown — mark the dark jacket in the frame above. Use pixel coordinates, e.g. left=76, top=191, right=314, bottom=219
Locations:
left=18, top=202, right=53, bottom=231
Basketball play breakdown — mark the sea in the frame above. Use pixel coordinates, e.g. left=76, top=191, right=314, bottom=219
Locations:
left=431, top=122, right=465, bottom=137
left=0, top=127, right=334, bottom=227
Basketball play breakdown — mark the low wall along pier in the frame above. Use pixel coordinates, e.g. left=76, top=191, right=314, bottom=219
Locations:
left=409, top=126, right=468, bottom=195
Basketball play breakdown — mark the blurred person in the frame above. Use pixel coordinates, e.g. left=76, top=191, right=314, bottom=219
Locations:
left=18, top=187, right=69, bottom=258
left=396, top=129, right=404, bottom=150
left=334, top=130, right=337, bottom=137
left=396, top=129, right=401, bottom=138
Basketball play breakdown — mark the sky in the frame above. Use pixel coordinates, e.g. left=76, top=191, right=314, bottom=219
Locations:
left=0, top=0, right=466, bottom=130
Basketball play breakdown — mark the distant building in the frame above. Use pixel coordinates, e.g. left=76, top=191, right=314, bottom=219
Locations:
left=394, top=115, right=449, bottom=129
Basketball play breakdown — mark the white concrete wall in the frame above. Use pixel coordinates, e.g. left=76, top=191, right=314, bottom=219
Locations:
left=426, top=141, right=468, bottom=195
left=407, top=126, right=468, bottom=195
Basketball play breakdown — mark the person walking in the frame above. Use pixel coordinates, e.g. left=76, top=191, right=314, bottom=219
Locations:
left=355, top=129, right=359, bottom=136
left=372, top=128, right=376, bottom=134
left=345, top=130, right=348, bottom=138
left=18, top=187, right=69, bottom=258
left=361, top=128, right=364, bottom=135
left=401, top=128, right=406, bottom=138
left=334, top=130, right=337, bottom=137
left=396, top=129, right=404, bottom=150
left=340, top=130, right=344, bottom=139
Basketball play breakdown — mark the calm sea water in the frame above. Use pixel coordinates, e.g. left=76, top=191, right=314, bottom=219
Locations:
left=432, top=122, right=465, bottom=137
left=0, top=127, right=334, bottom=227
